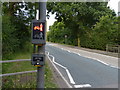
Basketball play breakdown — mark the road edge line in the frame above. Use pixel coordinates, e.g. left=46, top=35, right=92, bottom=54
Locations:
left=46, top=53, right=72, bottom=88
left=59, top=47, right=119, bottom=69
left=49, top=55, right=75, bottom=85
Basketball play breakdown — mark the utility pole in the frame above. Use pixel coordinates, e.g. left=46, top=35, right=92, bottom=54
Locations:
left=31, top=1, right=46, bottom=89
left=37, top=2, right=46, bottom=88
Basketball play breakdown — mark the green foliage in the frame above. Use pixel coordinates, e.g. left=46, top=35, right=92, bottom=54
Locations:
left=2, top=15, right=19, bottom=59
left=47, top=21, right=77, bottom=45
left=2, top=61, right=57, bottom=88
left=2, top=63, right=57, bottom=88
left=45, top=63, right=58, bottom=88
left=117, top=16, right=120, bottom=45
left=2, top=2, right=36, bottom=59
left=92, top=15, right=118, bottom=49
left=47, top=2, right=115, bottom=29
left=47, top=21, right=65, bottom=43
left=47, top=2, right=118, bottom=50
left=2, top=51, right=57, bottom=88
left=77, top=15, right=118, bottom=50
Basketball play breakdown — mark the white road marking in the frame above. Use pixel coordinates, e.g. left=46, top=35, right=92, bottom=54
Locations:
left=60, top=47, right=110, bottom=67
left=46, top=53, right=72, bottom=88
left=48, top=44, right=118, bottom=62
left=66, top=69, right=75, bottom=84
left=79, top=56, right=119, bottom=69
left=46, top=51, right=92, bottom=88
left=45, top=51, right=49, bottom=55
left=57, top=47, right=119, bottom=69
left=67, top=50, right=71, bottom=53
left=95, top=58, right=109, bottom=66
left=49, top=55, right=67, bottom=69
left=110, top=65, right=120, bottom=69
left=49, top=55, right=75, bottom=84
left=61, top=48, right=64, bottom=50
left=47, top=45, right=119, bottom=69
left=77, top=53, right=81, bottom=56
left=78, top=49, right=118, bottom=59
left=46, top=44, right=118, bottom=88
left=74, top=84, right=91, bottom=88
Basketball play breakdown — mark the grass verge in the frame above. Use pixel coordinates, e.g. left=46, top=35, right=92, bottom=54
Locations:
left=2, top=52, right=58, bottom=88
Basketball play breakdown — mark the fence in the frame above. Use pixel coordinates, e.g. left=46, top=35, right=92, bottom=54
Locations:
left=0, top=59, right=37, bottom=88
left=2, top=71, right=37, bottom=88
left=106, top=44, right=120, bottom=53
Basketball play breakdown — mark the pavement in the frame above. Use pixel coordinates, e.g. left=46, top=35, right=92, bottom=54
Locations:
left=46, top=42, right=119, bottom=88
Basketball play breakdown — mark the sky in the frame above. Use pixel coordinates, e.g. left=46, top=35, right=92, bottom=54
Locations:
left=107, top=0, right=120, bottom=13
left=46, top=12, right=56, bottom=31
left=46, top=0, right=120, bottom=31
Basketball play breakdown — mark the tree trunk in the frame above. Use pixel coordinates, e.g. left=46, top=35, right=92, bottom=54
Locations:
left=8, top=2, right=16, bottom=16
left=77, top=35, right=80, bottom=47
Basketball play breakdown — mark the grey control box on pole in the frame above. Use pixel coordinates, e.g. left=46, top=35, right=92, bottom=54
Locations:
left=31, top=54, right=45, bottom=66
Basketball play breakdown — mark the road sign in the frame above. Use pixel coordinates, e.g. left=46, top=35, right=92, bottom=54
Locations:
left=32, top=20, right=46, bottom=44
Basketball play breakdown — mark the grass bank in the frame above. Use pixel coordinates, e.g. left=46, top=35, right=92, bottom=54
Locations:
left=2, top=51, right=58, bottom=88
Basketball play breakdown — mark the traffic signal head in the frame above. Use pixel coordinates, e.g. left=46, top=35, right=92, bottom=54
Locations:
left=32, top=20, right=46, bottom=44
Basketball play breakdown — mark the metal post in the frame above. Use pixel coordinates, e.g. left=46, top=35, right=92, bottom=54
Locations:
left=106, top=44, right=108, bottom=53
left=37, top=1, right=46, bottom=89
left=33, top=45, right=36, bottom=53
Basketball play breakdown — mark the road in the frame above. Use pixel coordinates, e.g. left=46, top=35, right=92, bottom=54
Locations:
left=46, top=43, right=119, bottom=88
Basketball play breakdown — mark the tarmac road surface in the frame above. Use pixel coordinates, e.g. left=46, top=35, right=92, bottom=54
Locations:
left=46, top=43, right=119, bottom=88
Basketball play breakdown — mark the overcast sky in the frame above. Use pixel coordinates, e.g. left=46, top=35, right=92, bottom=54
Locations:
left=46, top=0, right=120, bottom=31
left=107, top=0, right=120, bottom=13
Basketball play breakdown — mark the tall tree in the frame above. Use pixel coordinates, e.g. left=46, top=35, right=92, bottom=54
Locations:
left=2, top=2, right=37, bottom=59
left=47, top=2, right=116, bottom=46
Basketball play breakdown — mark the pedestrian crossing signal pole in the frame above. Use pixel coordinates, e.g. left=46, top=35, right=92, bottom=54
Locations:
left=31, top=1, right=46, bottom=89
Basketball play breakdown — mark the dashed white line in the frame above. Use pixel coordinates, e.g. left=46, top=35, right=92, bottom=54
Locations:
left=67, top=50, right=71, bottom=53
left=74, top=84, right=91, bottom=88
left=59, top=47, right=119, bottom=69
left=77, top=49, right=118, bottom=59
left=61, top=48, right=64, bottom=50
left=77, top=53, right=81, bottom=56
left=79, top=56, right=119, bottom=69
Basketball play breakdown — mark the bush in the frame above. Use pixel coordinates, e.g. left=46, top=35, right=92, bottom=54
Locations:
left=2, top=15, right=19, bottom=60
